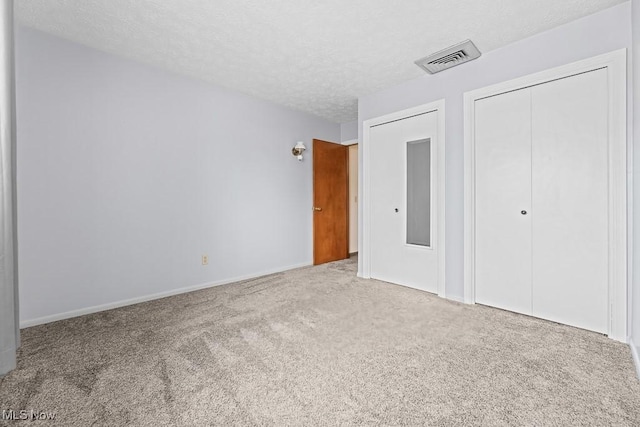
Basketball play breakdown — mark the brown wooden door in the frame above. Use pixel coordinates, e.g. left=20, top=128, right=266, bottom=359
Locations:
left=313, top=139, right=349, bottom=265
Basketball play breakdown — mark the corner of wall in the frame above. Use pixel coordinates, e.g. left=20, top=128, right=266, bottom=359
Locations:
left=340, top=120, right=358, bottom=143
left=0, top=347, right=17, bottom=377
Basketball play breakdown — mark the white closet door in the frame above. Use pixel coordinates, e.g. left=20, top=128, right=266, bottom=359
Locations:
left=370, top=111, right=438, bottom=292
left=531, top=69, right=609, bottom=333
left=475, top=88, right=532, bottom=314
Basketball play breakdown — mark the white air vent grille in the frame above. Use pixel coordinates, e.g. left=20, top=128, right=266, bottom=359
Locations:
left=415, top=40, right=481, bottom=74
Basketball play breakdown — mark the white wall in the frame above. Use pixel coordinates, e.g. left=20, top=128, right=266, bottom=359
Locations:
left=632, top=0, right=640, bottom=370
left=16, top=26, right=340, bottom=325
left=358, top=3, right=633, bottom=301
left=340, top=120, right=358, bottom=143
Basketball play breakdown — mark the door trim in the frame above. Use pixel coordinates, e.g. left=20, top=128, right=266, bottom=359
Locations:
left=361, top=99, right=446, bottom=298
left=463, top=49, right=627, bottom=342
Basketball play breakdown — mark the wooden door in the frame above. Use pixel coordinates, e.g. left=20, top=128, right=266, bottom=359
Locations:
left=313, top=139, right=349, bottom=265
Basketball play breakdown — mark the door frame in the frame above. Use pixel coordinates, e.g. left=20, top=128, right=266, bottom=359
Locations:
left=361, top=99, right=446, bottom=298
left=463, top=49, right=627, bottom=342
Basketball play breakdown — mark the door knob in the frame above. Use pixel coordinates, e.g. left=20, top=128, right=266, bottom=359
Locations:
left=395, top=208, right=399, bottom=213
left=521, top=210, right=527, bottom=215
left=313, top=207, right=322, bottom=211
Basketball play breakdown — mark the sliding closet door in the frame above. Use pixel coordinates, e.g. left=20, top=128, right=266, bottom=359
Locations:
left=475, top=88, right=532, bottom=314
left=531, top=69, right=609, bottom=333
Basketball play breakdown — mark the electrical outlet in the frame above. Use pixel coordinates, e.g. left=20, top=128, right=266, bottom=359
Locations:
left=202, top=255, right=209, bottom=265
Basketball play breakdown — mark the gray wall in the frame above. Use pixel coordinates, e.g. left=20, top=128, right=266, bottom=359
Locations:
left=633, top=0, right=640, bottom=357
left=16, top=26, right=340, bottom=324
left=340, top=120, right=358, bottom=142
left=358, top=3, right=633, bottom=302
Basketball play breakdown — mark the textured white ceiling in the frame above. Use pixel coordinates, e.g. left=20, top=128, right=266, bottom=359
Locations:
left=16, top=0, right=624, bottom=123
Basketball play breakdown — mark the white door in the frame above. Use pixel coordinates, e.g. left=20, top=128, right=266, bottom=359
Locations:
left=530, top=69, right=608, bottom=333
left=474, top=68, right=609, bottom=333
left=370, top=111, right=438, bottom=292
left=475, top=87, right=532, bottom=314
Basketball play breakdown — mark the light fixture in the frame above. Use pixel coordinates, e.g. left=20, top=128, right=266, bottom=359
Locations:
left=292, top=141, right=306, bottom=161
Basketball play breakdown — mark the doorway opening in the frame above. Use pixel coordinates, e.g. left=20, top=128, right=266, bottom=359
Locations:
left=348, top=143, right=358, bottom=256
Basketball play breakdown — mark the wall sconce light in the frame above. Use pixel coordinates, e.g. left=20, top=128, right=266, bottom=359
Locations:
left=292, top=141, right=306, bottom=161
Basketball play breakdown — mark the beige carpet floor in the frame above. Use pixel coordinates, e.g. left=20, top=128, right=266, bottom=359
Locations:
left=1, top=257, right=640, bottom=426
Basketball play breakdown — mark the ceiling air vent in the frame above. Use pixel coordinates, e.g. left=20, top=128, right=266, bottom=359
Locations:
left=415, top=40, right=481, bottom=74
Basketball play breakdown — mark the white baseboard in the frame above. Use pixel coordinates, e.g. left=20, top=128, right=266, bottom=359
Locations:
left=630, top=338, right=640, bottom=380
left=20, top=262, right=311, bottom=329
